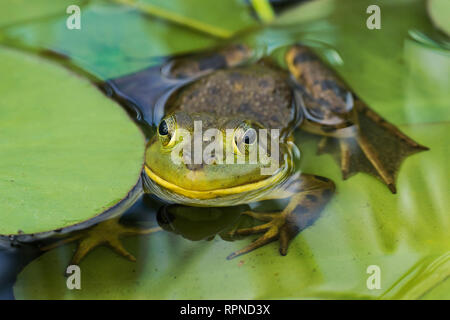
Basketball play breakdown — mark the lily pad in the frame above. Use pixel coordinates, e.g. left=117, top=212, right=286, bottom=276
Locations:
left=0, top=0, right=257, bottom=79
left=113, top=0, right=257, bottom=38
left=427, top=0, right=450, bottom=36
left=0, top=47, right=145, bottom=236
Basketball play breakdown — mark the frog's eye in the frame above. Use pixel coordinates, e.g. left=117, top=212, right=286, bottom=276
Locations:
left=158, top=120, right=169, bottom=136
left=233, top=123, right=258, bottom=155
left=158, top=116, right=176, bottom=147
left=242, top=128, right=257, bottom=145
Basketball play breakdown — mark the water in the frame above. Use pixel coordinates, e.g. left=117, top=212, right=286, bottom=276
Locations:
left=1, top=0, right=449, bottom=299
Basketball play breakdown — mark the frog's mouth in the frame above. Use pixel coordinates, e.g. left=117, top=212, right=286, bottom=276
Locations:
left=144, top=164, right=290, bottom=201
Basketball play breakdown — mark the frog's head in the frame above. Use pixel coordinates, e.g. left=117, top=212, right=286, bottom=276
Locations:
left=144, top=111, right=293, bottom=201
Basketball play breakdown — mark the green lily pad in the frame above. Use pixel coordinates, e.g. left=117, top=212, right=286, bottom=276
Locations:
left=427, top=0, right=450, bottom=36
left=0, top=46, right=145, bottom=236
left=114, top=0, right=257, bottom=38
left=0, top=0, right=257, bottom=79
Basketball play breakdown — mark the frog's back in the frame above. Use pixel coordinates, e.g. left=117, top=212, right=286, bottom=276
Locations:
left=170, top=64, right=295, bottom=130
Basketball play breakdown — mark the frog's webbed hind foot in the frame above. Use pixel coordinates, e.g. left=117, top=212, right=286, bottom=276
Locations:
left=319, top=101, right=429, bottom=193
left=227, top=174, right=335, bottom=259
left=41, top=217, right=162, bottom=266
left=285, top=45, right=428, bottom=193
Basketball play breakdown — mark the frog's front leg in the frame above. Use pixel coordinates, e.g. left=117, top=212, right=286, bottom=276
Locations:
left=166, top=44, right=252, bottom=79
left=227, top=173, right=335, bottom=259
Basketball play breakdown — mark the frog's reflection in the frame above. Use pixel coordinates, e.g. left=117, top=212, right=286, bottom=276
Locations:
left=156, top=203, right=249, bottom=242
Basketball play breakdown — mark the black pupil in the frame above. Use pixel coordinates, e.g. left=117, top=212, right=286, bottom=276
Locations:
left=243, top=130, right=255, bottom=144
left=159, top=120, right=168, bottom=136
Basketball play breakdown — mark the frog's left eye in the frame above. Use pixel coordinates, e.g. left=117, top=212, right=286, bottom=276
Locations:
left=242, top=128, right=257, bottom=145
left=158, top=116, right=176, bottom=147
left=233, top=123, right=258, bottom=155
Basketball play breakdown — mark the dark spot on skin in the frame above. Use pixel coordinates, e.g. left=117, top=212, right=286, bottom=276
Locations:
left=187, top=90, right=199, bottom=100
left=296, top=205, right=309, bottom=214
left=229, top=71, right=243, bottom=81
left=321, top=80, right=348, bottom=101
left=270, top=115, right=279, bottom=123
left=238, top=102, right=250, bottom=112
left=317, top=98, right=332, bottom=107
left=208, top=86, right=219, bottom=95
left=322, top=188, right=333, bottom=198
left=344, top=120, right=354, bottom=127
left=293, top=51, right=317, bottom=64
left=259, top=79, right=270, bottom=88
left=306, top=194, right=318, bottom=202
left=198, top=55, right=227, bottom=70
left=314, top=175, right=330, bottom=182
left=321, top=79, right=339, bottom=91
left=321, top=125, right=336, bottom=133
left=175, top=72, right=188, bottom=78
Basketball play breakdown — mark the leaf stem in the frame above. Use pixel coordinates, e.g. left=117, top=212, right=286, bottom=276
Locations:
left=111, top=0, right=233, bottom=39
left=250, top=0, right=275, bottom=23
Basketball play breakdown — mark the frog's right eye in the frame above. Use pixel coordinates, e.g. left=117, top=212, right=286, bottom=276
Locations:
left=158, top=116, right=176, bottom=147
left=158, top=120, right=169, bottom=136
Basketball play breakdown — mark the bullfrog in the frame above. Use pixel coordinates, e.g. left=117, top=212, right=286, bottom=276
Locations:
left=46, top=44, right=428, bottom=264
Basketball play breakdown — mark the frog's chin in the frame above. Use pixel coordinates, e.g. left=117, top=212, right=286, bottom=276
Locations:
left=143, top=161, right=293, bottom=206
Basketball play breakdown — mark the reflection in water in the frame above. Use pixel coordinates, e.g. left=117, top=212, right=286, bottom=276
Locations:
left=157, top=204, right=247, bottom=241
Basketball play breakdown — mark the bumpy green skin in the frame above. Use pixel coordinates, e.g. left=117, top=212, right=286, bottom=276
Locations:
left=170, top=64, right=295, bottom=131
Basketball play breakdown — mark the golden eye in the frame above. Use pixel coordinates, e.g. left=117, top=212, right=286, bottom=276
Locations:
left=242, top=128, right=257, bottom=145
left=158, top=116, right=176, bottom=147
left=233, top=122, right=257, bottom=155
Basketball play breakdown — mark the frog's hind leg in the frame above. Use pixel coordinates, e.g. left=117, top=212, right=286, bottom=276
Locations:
left=227, top=173, right=335, bottom=259
left=286, top=45, right=428, bottom=193
left=307, top=100, right=428, bottom=194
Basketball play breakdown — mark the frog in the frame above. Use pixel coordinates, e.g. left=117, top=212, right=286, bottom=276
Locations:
left=45, top=44, right=428, bottom=264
